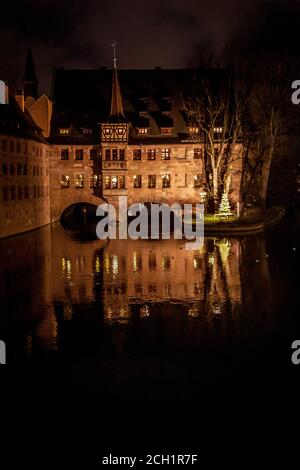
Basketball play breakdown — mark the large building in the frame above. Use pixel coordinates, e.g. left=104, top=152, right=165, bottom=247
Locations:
left=0, top=64, right=50, bottom=238
left=0, top=50, right=242, bottom=238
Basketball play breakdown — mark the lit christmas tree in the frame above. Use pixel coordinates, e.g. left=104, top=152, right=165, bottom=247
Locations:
left=218, top=192, right=231, bottom=215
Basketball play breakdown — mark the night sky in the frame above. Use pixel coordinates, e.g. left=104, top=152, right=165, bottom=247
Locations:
left=0, top=0, right=300, bottom=93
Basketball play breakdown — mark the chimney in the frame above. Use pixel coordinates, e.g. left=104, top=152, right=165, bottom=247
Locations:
left=15, top=89, right=25, bottom=111
left=0, top=79, right=9, bottom=105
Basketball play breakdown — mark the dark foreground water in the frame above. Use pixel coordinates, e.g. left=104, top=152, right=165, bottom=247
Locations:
left=1, top=211, right=300, bottom=466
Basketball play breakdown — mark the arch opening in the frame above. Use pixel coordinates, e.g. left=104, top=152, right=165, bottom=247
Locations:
left=60, top=203, right=99, bottom=231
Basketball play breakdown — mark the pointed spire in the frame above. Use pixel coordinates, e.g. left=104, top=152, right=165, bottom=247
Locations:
left=109, top=41, right=125, bottom=121
left=22, top=48, right=39, bottom=99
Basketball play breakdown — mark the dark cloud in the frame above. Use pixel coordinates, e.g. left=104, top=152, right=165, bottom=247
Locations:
left=0, top=0, right=85, bottom=44
left=230, top=0, right=300, bottom=59
left=153, top=2, right=201, bottom=30
left=0, top=0, right=299, bottom=94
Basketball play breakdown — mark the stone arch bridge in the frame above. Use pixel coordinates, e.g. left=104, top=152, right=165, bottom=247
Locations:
left=50, top=191, right=106, bottom=222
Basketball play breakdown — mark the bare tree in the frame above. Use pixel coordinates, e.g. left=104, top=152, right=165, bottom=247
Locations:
left=182, top=68, right=248, bottom=212
left=240, top=61, right=291, bottom=215
left=253, top=66, right=287, bottom=210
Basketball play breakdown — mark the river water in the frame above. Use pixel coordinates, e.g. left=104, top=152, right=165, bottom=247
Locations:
left=1, top=211, right=299, bottom=463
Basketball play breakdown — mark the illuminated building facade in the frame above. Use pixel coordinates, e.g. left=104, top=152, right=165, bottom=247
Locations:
left=0, top=50, right=243, bottom=237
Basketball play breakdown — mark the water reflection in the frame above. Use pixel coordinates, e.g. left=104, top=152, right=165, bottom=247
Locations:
left=0, top=220, right=281, bottom=360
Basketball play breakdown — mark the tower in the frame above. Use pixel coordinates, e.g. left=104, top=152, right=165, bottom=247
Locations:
left=101, top=42, right=128, bottom=142
left=101, top=43, right=128, bottom=203
left=22, top=48, right=39, bottom=99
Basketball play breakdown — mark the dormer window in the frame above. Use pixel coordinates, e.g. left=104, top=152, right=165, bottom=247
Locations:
left=188, top=127, right=199, bottom=134
left=59, top=128, right=71, bottom=135
left=137, top=128, right=148, bottom=135
left=161, top=127, right=173, bottom=135
left=81, top=128, right=92, bottom=135
left=104, top=128, right=112, bottom=135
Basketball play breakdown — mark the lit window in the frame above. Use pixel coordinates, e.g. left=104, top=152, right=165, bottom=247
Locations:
left=133, top=149, right=142, bottom=161
left=194, top=175, right=202, bottom=188
left=214, top=127, right=223, bottom=133
left=194, top=148, right=202, bottom=159
left=137, top=128, right=148, bottom=134
left=162, top=174, right=170, bottom=188
left=117, top=127, right=124, bottom=135
left=59, top=128, right=71, bottom=135
left=111, top=176, right=118, bottom=189
left=188, top=127, right=199, bottom=133
left=147, top=149, right=156, bottom=160
left=90, top=175, right=98, bottom=188
left=105, top=176, right=111, bottom=189
left=133, top=175, right=142, bottom=188
left=162, top=148, right=171, bottom=160
left=161, top=127, right=173, bottom=134
left=61, top=174, right=69, bottom=188
left=148, top=175, right=156, bottom=188
left=75, top=174, right=84, bottom=189
left=119, top=175, right=125, bottom=189
left=75, top=149, right=83, bottom=160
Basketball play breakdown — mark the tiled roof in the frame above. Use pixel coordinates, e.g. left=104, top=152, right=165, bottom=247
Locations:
left=0, top=96, right=46, bottom=142
left=49, top=67, right=230, bottom=145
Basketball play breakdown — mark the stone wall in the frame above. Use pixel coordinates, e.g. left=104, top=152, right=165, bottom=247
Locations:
left=0, top=134, right=51, bottom=238
left=126, top=144, right=205, bottom=206
left=0, top=137, right=243, bottom=238
left=49, top=144, right=104, bottom=222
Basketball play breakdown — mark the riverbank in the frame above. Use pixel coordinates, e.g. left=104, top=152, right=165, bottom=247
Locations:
left=203, top=206, right=286, bottom=235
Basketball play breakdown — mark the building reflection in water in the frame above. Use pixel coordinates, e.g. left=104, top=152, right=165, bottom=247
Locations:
left=0, top=220, right=276, bottom=360
left=101, top=237, right=242, bottom=324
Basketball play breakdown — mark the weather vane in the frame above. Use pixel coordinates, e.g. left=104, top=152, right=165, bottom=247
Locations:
left=111, top=41, right=117, bottom=68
